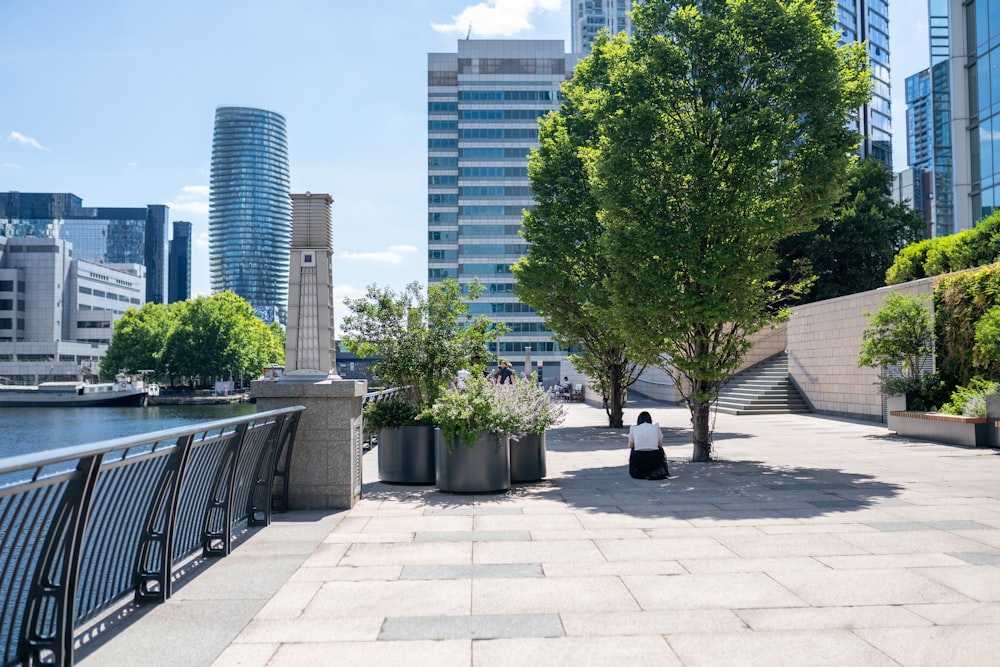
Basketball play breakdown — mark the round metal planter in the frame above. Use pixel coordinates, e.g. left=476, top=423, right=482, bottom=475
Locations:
left=510, top=431, right=546, bottom=482
left=378, top=425, right=436, bottom=484
left=435, top=429, right=511, bottom=493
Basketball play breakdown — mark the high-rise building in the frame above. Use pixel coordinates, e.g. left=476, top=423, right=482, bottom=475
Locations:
left=835, top=0, right=892, bottom=166
left=427, top=40, right=578, bottom=381
left=209, top=106, right=292, bottom=324
left=906, top=69, right=933, bottom=170
left=928, top=0, right=956, bottom=236
left=571, top=0, right=637, bottom=54
left=0, top=192, right=169, bottom=304
left=168, top=220, right=192, bottom=303
left=933, top=0, right=1000, bottom=232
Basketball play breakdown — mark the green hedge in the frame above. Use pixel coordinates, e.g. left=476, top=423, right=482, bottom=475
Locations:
left=934, top=264, right=1000, bottom=387
left=887, top=211, right=1000, bottom=284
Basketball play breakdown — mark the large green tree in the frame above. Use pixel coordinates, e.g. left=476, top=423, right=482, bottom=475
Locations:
left=568, top=0, right=869, bottom=460
left=781, top=158, right=926, bottom=302
left=161, top=292, right=282, bottom=385
left=100, top=302, right=174, bottom=378
left=513, top=104, right=653, bottom=428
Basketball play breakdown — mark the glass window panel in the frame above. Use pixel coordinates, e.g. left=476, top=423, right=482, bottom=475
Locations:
left=981, top=117, right=994, bottom=182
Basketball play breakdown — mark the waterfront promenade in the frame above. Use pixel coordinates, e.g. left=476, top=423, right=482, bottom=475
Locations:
left=78, top=398, right=1000, bottom=666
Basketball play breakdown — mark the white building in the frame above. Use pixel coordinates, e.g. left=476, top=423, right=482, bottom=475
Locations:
left=0, top=236, right=144, bottom=384
left=571, top=0, right=637, bottom=54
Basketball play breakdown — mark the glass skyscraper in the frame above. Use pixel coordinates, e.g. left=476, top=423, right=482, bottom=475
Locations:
left=427, top=40, right=578, bottom=377
left=572, top=0, right=636, bottom=54
left=0, top=192, right=169, bottom=304
left=209, top=106, right=291, bottom=324
left=168, top=220, right=192, bottom=304
left=836, top=0, right=892, bottom=165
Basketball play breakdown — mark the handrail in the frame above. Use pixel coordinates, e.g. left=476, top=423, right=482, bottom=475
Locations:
left=786, top=349, right=818, bottom=383
left=0, top=405, right=305, bottom=667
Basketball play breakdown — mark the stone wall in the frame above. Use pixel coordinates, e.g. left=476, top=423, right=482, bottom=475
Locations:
left=787, top=278, right=936, bottom=421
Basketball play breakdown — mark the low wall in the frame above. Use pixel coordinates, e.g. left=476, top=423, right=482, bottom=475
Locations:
left=787, top=278, right=937, bottom=421
left=888, top=411, right=991, bottom=448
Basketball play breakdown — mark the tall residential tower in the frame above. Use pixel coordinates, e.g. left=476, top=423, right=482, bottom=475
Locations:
left=571, top=0, right=637, bottom=54
left=209, top=106, right=292, bottom=324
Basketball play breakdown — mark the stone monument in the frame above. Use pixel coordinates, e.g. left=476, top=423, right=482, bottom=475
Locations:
left=252, top=192, right=366, bottom=509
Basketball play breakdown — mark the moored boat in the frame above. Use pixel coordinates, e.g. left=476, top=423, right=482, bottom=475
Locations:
left=0, top=376, right=149, bottom=407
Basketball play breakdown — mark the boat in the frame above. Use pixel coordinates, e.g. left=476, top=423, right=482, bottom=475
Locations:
left=0, top=375, right=149, bottom=407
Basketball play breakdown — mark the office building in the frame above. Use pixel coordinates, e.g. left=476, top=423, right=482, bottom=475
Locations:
left=168, top=220, right=192, bottom=303
left=572, top=0, right=637, bottom=54
left=428, top=40, right=579, bottom=381
left=0, top=236, right=145, bottom=384
left=835, top=0, right=892, bottom=166
left=906, top=69, right=933, bottom=170
left=931, top=0, right=1000, bottom=232
left=893, top=168, right=935, bottom=237
left=0, top=192, right=169, bottom=304
left=209, top=106, right=292, bottom=324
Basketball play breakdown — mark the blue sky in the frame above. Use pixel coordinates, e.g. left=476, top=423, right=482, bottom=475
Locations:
left=1, top=1, right=927, bottom=333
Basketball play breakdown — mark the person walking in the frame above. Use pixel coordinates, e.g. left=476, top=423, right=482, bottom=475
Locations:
left=495, top=361, right=515, bottom=385
left=627, top=411, right=669, bottom=480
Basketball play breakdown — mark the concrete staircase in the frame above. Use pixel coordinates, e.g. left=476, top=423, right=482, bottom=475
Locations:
left=715, top=352, right=810, bottom=415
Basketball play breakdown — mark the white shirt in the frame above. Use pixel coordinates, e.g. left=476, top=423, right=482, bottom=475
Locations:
left=629, top=422, right=662, bottom=451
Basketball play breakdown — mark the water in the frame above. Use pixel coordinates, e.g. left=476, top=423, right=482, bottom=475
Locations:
left=0, top=404, right=257, bottom=458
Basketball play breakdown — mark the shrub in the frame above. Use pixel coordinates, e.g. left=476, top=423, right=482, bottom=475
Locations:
left=973, top=305, right=1000, bottom=379
left=939, top=379, right=1000, bottom=417
left=363, top=397, right=431, bottom=431
left=857, top=293, right=934, bottom=389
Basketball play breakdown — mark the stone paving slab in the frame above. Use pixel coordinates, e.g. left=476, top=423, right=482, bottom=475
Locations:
left=78, top=399, right=1000, bottom=666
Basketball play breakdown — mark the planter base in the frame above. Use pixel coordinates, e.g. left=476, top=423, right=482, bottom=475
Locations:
left=436, top=430, right=511, bottom=493
left=510, top=432, right=546, bottom=482
left=378, top=425, right=436, bottom=484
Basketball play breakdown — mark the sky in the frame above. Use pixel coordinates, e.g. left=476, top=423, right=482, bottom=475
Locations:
left=1, top=0, right=928, bottom=335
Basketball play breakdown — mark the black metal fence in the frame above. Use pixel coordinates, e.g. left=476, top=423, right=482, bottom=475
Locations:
left=0, top=406, right=304, bottom=667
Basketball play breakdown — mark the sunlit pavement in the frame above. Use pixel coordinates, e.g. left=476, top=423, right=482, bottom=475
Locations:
left=80, top=398, right=1000, bottom=666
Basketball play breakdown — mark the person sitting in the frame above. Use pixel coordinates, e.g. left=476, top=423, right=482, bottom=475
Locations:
left=627, top=411, right=670, bottom=480
left=556, top=376, right=571, bottom=399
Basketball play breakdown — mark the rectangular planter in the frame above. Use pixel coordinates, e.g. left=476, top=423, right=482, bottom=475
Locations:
left=888, top=411, right=992, bottom=448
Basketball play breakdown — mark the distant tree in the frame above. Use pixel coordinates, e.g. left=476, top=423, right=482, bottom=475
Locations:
left=513, top=101, right=652, bottom=428
left=566, top=0, right=869, bottom=460
left=100, top=302, right=173, bottom=378
left=781, top=158, right=925, bottom=302
left=162, top=292, right=276, bottom=386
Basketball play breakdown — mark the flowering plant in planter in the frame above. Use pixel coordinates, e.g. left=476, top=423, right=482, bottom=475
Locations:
left=432, top=373, right=519, bottom=451
left=493, top=373, right=566, bottom=437
left=363, top=397, right=434, bottom=431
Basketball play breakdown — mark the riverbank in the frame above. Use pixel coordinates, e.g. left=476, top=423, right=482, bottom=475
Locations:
left=148, top=391, right=251, bottom=406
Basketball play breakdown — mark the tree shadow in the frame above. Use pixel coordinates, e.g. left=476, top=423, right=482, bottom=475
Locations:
left=545, top=426, right=750, bottom=453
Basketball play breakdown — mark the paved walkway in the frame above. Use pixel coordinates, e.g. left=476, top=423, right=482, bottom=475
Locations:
left=79, top=399, right=1000, bottom=666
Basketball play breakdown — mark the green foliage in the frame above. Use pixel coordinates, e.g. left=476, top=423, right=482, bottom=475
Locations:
left=938, top=379, right=1000, bottom=417
left=885, top=238, right=933, bottom=284
left=432, top=373, right=519, bottom=451
left=363, top=397, right=429, bottom=431
left=101, top=293, right=279, bottom=386
left=903, top=372, right=953, bottom=412
left=886, top=210, right=1000, bottom=284
left=513, top=91, right=652, bottom=428
left=100, top=302, right=174, bottom=377
left=974, top=306, right=1000, bottom=379
left=934, top=265, right=1000, bottom=387
left=552, top=0, right=869, bottom=460
left=780, top=158, right=925, bottom=302
left=857, top=293, right=934, bottom=385
left=342, top=279, right=506, bottom=412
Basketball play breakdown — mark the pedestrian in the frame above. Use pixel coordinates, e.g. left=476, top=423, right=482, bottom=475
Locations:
left=495, top=361, right=515, bottom=385
left=627, top=411, right=670, bottom=480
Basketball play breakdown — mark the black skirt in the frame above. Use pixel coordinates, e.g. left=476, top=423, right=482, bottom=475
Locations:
left=629, top=448, right=670, bottom=480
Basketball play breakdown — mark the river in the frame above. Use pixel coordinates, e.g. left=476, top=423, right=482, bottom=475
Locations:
left=0, top=404, right=257, bottom=458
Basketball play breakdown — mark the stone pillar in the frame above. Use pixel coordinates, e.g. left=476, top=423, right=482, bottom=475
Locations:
left=252, top=377, right=367, bottom=509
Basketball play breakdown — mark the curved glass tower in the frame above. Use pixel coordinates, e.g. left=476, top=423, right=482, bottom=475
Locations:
left=209, top=106, right=291, bottom=323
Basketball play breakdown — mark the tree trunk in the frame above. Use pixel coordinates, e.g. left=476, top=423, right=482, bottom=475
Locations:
left=690, top=373, right=713, bottom=461
left=608, top=363, right=624, bottom=428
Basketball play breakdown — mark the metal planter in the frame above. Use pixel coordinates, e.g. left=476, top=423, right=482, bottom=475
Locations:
left=435, top=429, right=511, bottom=493
left=378, top=425, right=436, bottom=484
left=510, top=431, right=547, bottom=482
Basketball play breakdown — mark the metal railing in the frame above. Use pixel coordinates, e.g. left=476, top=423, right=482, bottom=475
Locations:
left=0, top=406, right=304, bottom=667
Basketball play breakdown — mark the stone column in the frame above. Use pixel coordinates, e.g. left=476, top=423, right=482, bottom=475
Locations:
left=252, top=377, right=366, bottom=509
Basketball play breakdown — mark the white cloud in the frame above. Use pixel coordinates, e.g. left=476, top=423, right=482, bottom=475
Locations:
left=1, top=162, right=22, bottom=169
left=338, top=245, right=416, bottom=264
left=167, top=184, right=209, bottom=217
left=127, top=161, right=139, bottom=168
left=7, top=131, right=47, bottom=151
left=432, top=0, right=562, bottom=37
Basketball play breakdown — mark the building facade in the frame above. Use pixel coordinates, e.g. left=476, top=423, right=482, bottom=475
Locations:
left=0, top=236, right=144, bottom=384
left=168, top=220, right=192, bottom=303
left=907, top=69, right=934, bottom=170
left=427, top=40, right=578, bottom=380
left=0, top=192, right=169, bottom=304
left=836, top=0, right=892, bottom=166
left=571, top=0, right=636, bottom=54
left=209, top=106, right=292, bottom=324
